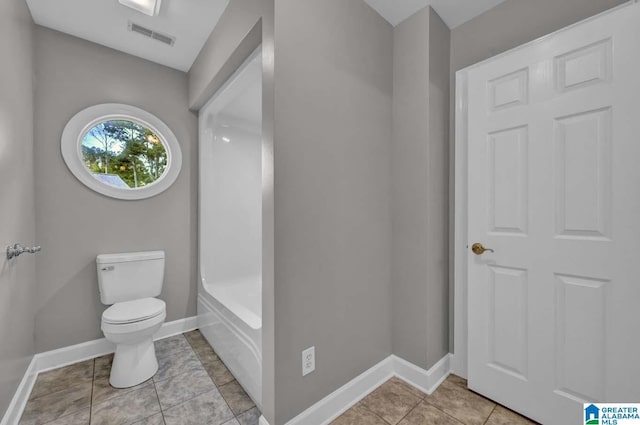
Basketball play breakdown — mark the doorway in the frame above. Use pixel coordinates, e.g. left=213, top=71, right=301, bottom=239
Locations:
left=454, top=3, right=640, bottom=424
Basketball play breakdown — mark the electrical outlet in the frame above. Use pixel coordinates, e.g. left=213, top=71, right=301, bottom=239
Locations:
left=302, top=346, right=315, bottom=376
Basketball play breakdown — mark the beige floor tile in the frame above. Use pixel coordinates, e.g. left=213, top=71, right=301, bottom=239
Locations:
left=92, top=353, right=153, bottom=403
left=361, top=378, right=423, bottom=424
left=445, top=374, right=467, bottom=389
left=43, top=408, right=90, bottom=425
left=183, top=330, right=212, bottom=355
left=20, top=382, right=92, bottom=425
left=485, top=405, right=538, bottom=425
left=90, top=384, right=161, bottom=425
left=29, top=359, right=94, bottom=400
left=388, top=377, right=427, bottom=399
left=331, top=403, right=388, bottom=425
left=93, top=354, right=113, bottom=377
left=196, top=345, right=221, bottom=364
left=132, top=413, right=166, bottom=425
left=399, top=402, right=463, bottom=425
left=203, top=358, right=235, bottom=387
left=155, top=368, right=217, bottom=410
left=92, top=374, right=153, bottom=404
left=155, top=335, right=192, bottom=360
left=425, top=380, right=495, bottom=425
left=155, top=348, right=203, bottom=382
left=162, top=389, right=234, bottom=425
left=191, top=340, right=220, bottom=363
left=236, top=407, right=261, bottom=425
left=219, top=380, right=255, bottom=415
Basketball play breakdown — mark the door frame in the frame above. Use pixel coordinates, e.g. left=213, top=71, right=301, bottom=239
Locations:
left=451, top=0, right=635, bottom=380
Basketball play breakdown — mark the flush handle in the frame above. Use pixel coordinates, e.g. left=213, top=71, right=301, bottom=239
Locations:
left=101, top=266, right=115, bottom=271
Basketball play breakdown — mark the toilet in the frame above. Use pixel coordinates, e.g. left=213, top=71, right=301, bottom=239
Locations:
left=96, top=251, right=167, bottom=388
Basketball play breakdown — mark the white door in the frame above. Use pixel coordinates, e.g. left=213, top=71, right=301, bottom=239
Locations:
left=464, top=4, right=640, bottom=424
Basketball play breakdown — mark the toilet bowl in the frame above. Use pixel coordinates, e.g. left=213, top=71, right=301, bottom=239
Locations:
left=101, top=297, right=166, bottom=388
left=96, top=251, right=166, bottom=388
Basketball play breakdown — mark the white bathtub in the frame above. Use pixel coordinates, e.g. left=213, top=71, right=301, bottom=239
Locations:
left=198, top=48, right=263, bottom=409
left=198, top=277, right=262, bottom=408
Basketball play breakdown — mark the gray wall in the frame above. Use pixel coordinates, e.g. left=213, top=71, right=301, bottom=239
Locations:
left=188, top=0, right=266, bottom=110
left=34, top=27, right=198, bottom=352
left=0, top=0, right=36, bottom=417
left=425, top=8, right=451, bottom=368
left=273, top=1, right=393, bottom=422
left=391, top=7, right=431, bottom=368
left=391, top=7, right=450, bottom=370
left=451, top=0, right=627, bottom=72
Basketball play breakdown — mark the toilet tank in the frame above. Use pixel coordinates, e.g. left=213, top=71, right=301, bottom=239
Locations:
left=96, top=251, right=165, bottom=305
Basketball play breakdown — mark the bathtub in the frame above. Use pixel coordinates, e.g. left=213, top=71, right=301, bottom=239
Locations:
left=197, top=48, right=263, bottom=409
left=197, top=277, right=262, bottom=408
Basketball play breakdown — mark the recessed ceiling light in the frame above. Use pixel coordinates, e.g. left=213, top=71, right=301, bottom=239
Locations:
left=118, top=0, right=162, bottom=17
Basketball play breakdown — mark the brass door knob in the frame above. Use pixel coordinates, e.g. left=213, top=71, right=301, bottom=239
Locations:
left=471, top=243, right=494, bottom=255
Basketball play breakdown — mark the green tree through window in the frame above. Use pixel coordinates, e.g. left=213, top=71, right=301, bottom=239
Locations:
left=82, top=120, right=168, bottom=189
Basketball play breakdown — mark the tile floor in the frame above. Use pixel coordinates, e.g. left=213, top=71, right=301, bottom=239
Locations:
left=20, top=330, right=536, bottom=425
left=19, top=330, right=260, bottom=425
left=332, top=375, right=538, bottom=425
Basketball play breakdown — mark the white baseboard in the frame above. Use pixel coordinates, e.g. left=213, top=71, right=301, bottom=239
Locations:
left=0, top=358, right=38, bottom=425
left=259, top=416, right=271, bottom=425
left=36, top=316, right=198, bottom=373
left=284, top=353, right=452, bottom=425
left=1, top=316, right=198, bottom=425
left=285, top=357, right=395, bottom=425
left=391, top=354, right=451, bottom=395
left=35, top=338, right=115, bottom=374
left=155, top=316, right=199, bottom=340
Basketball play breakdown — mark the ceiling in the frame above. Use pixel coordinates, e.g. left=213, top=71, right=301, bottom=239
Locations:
left=363, top=0, right=508, bottom=27
left=25, top=0, right=229, bottom=72
left=25, top=0, right=507, bottom=73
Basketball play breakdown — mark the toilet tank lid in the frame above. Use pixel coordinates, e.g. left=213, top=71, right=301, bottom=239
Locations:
left=96, top=250, right=165, bottom=264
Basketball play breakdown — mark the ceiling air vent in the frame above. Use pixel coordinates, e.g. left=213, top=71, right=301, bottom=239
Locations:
left=128, top=21, right=175, bottom=46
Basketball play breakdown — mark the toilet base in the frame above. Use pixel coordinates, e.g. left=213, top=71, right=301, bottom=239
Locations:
left=110, top=336, right=158, bottom=388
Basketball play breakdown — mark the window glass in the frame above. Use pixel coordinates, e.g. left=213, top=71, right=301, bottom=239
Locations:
left=81, top=120, right=168, bottom=189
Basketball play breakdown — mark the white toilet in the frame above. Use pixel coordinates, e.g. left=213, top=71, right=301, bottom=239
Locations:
left=96, top=251, right=167, bottom=388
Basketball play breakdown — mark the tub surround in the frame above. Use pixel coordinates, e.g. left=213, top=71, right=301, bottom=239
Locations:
left=198, top=48, right=263, bottom=408
left=198, top=293, right=262, bottom=410
left=189, top=0, right=276, bottom=421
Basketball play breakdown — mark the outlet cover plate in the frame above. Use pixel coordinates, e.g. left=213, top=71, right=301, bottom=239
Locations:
left=302, top=346, right=315, bottom=376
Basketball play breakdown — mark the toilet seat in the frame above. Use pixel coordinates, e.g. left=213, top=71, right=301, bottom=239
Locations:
left=103, top=297, right=166, bottom=325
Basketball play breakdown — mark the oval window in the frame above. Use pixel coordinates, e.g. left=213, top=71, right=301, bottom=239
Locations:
left=62, top=104, right=182, bottom=200
left=82, top=120, right=168, bottom=189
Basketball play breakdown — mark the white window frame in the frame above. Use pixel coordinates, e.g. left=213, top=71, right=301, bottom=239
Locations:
left=61, top=103, right=182, bottom=200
